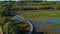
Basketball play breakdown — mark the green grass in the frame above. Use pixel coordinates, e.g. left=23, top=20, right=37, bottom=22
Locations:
left=17, top=10, right=60, bottom=27
left=17, top=10, right=60, bottom=32
left=18, top=10, right=60, bottom=18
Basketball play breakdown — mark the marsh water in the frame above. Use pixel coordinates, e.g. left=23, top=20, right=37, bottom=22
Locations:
left=13, top=16, right=60, bottom=34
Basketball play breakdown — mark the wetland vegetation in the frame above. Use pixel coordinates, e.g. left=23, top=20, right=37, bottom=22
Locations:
left=0, top=1, right=60, bottom=34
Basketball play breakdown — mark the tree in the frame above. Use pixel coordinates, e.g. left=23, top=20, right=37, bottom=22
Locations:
left=0, top=2, right=20, bottom=34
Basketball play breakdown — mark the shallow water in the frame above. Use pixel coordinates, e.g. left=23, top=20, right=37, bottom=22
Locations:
left=42, top=17, right=60, bottom=23
left=13, top=16, right=60, bottom=31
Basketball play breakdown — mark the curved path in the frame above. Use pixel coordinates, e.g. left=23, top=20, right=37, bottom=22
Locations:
left=16, top=15, right=33, bottom=34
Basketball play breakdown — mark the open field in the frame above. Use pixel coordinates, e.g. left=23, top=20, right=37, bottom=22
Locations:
left=17, top=10, right=60, bottom=18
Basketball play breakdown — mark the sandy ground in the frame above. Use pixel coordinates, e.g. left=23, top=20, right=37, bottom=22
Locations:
left=0, top=26, right=3, bottom=34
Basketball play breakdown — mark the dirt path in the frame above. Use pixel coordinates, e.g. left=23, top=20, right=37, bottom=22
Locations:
left=0, top=26, right=3, bottom=34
